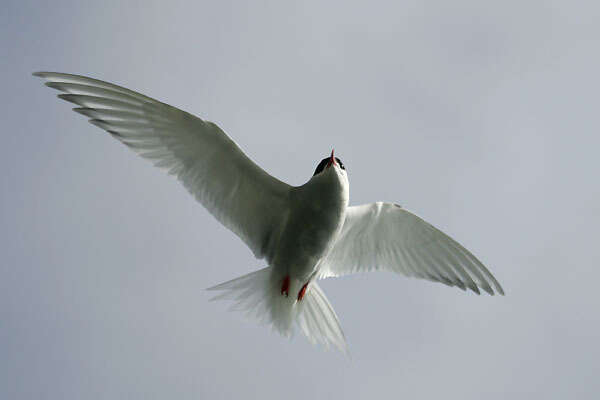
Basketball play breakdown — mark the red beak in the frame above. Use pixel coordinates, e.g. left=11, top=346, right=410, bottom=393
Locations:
left=327, top=149, right=337, bottom=168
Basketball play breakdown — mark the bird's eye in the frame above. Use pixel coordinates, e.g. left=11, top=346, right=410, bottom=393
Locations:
left=335, top=157, right=345, bottom=170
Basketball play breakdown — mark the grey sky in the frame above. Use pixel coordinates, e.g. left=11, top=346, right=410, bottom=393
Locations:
left=2, top=0, right=599, bottom=399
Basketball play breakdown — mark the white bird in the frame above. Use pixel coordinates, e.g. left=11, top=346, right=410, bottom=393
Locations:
left=34, top=72, right=504, bottom=353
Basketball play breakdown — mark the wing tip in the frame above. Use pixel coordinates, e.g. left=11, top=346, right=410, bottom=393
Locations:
left=33, top=71, right=64, bottom=79
left=492, top=278, right=505, bottom=296
left=480, top=282, right=505, bottom=296
left=56, top=93, right=79, bottom=105
left=88, top=118, right=107, bottom=129
left=73, top=107, right=92, bottom=117
left=44, top=81, right=65, bottom=91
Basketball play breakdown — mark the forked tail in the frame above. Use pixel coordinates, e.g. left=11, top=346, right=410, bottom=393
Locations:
left=207, top=266, right=347, bottom=353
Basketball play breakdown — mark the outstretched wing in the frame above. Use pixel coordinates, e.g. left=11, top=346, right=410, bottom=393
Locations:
left=318, top=202, right=504, bottom=295
left=34, top=72, right=290, bottom=259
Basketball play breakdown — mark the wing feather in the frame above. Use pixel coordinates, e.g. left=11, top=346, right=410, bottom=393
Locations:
left=319, top=202, right=504, bottom=295
left=35, top=72, right=290, bottom=259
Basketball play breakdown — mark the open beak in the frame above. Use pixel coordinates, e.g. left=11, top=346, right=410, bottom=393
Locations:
left=326, top=149, right=337, bottom=168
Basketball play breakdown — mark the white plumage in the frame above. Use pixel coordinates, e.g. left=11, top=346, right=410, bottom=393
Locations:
left=35, top=72, right=289, bottom=259
left=35, top=72, right=503, bottom=354
left=320, top=203, right=504, bottom=295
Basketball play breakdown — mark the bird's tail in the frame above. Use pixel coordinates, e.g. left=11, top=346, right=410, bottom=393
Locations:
left=207, top=266, right=347, bottom=353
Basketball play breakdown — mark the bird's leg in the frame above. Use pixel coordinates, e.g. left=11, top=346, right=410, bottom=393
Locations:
left=281, top=275, right=290, bottom=297
left=297, top=282, right=309, bottom=301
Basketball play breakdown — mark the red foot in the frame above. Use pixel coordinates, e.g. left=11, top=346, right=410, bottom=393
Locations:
left=297, top=282, right=309, bottom=301
left=281, top=275, right=290, bottom=297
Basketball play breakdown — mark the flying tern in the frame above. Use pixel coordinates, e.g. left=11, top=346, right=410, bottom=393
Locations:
left=34, top=72, right=504, bottom=353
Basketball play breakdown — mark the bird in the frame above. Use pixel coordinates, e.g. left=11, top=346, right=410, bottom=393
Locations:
left=34, top=71, right=504, bottom=353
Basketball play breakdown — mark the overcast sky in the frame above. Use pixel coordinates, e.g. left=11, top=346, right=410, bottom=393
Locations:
left=2, top=1, right=599, bottom=399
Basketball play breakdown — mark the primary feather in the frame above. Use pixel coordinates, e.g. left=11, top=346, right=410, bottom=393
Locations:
left=34, top=72, right=290, bottom=259
left=319, top=202, right=504, bottom=295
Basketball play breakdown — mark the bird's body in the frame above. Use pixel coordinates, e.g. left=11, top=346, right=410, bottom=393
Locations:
left=35, top=71, right=504, bottom=353
left=272, top=162, right=349, bottom=283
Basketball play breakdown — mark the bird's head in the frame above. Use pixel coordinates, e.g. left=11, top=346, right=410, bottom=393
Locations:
left=312, top=149, right=347, bottom=181
left=310, top=149, right=349, bottom=200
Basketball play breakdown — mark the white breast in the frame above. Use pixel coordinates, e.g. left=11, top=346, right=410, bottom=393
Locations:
left=270, top=166, right=349, bottom=280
